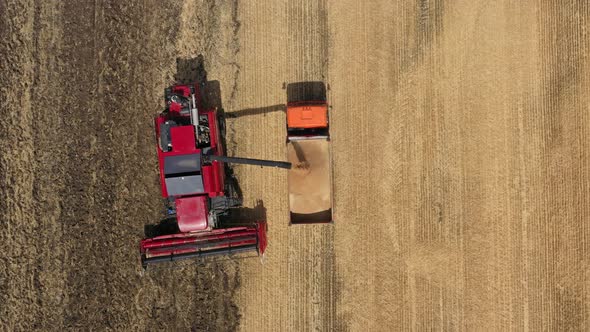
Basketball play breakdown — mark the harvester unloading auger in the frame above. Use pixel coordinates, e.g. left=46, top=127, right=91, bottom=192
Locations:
left=139, top=82, right=290, bottom=268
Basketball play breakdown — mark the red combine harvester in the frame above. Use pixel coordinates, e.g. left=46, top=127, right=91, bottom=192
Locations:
left=140, top=82, right=290, bottom=267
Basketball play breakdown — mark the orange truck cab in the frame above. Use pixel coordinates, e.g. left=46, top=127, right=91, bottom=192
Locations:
left=286, top=100, right=333, bottom=224
left=287, top=104, right=328, bottom=129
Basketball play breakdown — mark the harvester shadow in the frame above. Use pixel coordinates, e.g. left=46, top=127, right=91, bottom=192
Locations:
left=175, top=55, right=223, bottom=109
left=225, top=104, right=285, bottom=118
left=174, top=55, right=227, bottom=161
left=175, top=55, right=208, bottom=85
left=220, top=200, right=267, bottom=227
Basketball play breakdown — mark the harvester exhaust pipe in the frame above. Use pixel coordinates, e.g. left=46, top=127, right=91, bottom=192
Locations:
left=205, top=155, right=292, bottom=169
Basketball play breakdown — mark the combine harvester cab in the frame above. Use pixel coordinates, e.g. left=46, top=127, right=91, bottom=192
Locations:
left=140, top=82, right=287, bottom=268
left=286, top=98, right=333, bottom=224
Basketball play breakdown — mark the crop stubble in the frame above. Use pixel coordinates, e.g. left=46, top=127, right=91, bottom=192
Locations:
left=1, top=0, right=589, bottom=331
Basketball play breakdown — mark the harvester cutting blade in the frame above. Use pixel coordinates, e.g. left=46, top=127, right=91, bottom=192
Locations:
left=140, top=223, right=267, bottom=268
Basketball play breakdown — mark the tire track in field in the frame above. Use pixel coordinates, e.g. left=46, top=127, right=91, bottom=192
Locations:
left=329, top=1, right=451, bottom=330
left=225, top=2, right=292, bottom=331
left=228, top=1, right=334, bottom=331
left=58, top=1, right=124, bottom=327
left=169, top=1, right=247, bottom=330
left=285, top=1, right=335, bottom=331
left=0, top=0, right=37, bottom=328
left=525, top=2, right=590, bottom=330
left=29, top=1, right=68, bottom=329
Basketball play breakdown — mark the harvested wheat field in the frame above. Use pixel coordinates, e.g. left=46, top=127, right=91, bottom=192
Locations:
left=1, top=0, right=590, bottom=331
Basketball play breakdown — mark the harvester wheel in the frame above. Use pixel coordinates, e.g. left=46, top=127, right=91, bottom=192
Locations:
left=217, top=108, right=227, bottom=140
left=211, top=196, right=242, bottom=214
left=224, top=169, right=243, bottom=200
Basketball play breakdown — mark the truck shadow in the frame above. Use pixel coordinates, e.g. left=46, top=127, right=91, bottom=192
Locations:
left=222, top=81, right=328, bottom=118
left=286, top=81, right=327, bottom=103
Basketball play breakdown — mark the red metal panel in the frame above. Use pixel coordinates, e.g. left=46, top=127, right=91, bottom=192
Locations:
left=207, top=111, right=219, bottom=150
left=172, top=85, right=190, bottom=97
left=202, top=164, right=223, bottom=197
left=201, top=165, right=214, bottom=196
left=176, top=195, right=208, bottom=232
left=206, top=110, right=224, bottom=196
left=257, top=223, right=267, bottom=255
left=210, top=161, right=222, bottom=197
left=169, top=102, right=182, bottom=113
left=170, top=126, right=196, bottom=153
left=155, top=116, right=169, bottom=197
